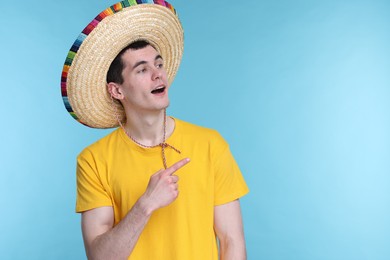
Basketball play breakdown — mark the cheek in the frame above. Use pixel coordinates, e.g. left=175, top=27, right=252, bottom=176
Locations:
left=163, top=72, right=169, bottom=84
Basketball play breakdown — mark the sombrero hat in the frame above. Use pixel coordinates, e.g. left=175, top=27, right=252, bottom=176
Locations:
left=61, top=0, right=184, bottom=128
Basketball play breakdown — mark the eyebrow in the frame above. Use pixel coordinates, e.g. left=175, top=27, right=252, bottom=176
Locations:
left=132, top=55, right=163, bottom=70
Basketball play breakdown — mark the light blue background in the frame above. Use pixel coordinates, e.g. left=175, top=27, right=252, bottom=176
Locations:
left=0, top=0, right=389, bottom=259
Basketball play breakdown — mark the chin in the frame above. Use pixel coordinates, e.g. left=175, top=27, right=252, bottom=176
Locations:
left=151, top=102, right=169, bottom=112
left=160, top=99, right=170, bottom=109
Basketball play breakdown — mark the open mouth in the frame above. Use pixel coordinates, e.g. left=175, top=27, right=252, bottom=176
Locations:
left=151, top=86, right=166, bottom=94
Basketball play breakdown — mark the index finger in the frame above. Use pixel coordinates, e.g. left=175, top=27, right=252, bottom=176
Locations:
left=165, top=158, right=190, bottom=176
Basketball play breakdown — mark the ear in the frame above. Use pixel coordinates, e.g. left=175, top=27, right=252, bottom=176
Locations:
left=107, top=82, right=124, bottom=100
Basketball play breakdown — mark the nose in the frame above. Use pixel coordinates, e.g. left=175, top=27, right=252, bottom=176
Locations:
left=152, top=67, right=162, bottom=80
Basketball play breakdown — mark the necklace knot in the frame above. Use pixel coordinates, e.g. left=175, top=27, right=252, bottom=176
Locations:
left=160, top=142, right=181, bottom=154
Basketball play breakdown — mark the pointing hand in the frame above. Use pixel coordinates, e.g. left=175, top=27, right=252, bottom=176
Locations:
left=141, top=158, right=190, bottom=214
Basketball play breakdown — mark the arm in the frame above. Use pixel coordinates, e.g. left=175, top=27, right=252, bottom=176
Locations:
left=214, top=199, right=247, bottom=260
left=81, top=199, right=151, bottom=260
left=81, top=158, right=190, bottom=260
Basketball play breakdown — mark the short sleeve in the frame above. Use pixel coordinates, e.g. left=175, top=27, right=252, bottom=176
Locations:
left=75, top=148, right=112, bottom=213
left=213, top=138, right=249, bottom=206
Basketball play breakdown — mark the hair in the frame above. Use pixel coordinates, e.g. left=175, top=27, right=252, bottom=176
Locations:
left=106, top=40, right=152, bottom=84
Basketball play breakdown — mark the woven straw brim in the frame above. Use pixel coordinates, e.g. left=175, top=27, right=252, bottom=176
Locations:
left=65, top=4, right=183, bottom=128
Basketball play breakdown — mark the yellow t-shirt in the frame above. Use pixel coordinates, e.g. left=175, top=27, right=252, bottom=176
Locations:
left=76, top=118, right=249, bottom=260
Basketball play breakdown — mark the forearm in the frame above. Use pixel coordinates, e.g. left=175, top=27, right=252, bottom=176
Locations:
left=87, top=197, right=152, bottom=260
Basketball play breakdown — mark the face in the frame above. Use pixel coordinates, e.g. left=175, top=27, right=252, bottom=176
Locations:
left=114, top=45, right=170, bottom=113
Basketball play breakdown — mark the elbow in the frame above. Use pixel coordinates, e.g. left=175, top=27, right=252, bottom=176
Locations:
left=218, top=234, right=247, bottom=260
left=85, top=235, right=128, bottom=260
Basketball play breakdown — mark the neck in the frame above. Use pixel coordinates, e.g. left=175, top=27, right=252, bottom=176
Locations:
left=123, top=109, right=172, bottom=147
left=121, top=109, right=180, bottom=169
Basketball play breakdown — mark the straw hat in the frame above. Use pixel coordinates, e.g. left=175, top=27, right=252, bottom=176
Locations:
left=61, top=1, right=184, bottom=128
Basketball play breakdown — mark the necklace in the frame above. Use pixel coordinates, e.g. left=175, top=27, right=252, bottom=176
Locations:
left=122, top=110, right=181, bottom=169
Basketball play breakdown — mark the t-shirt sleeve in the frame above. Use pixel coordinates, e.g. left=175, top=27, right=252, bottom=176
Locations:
left=75, top=148, right=112, bottom=213
left=213, top=135, right=249, bottom=206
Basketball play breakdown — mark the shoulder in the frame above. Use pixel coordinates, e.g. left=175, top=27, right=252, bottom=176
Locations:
left=77, top=128, right=122, bottom=160
left=175, top=118, right=224, bottom=139
left=174, top=118, right=229, bottom=152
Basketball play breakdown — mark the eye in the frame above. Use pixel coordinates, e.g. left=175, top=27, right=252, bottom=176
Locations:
left=157, top=63, right=163, bottom=69
left=137, top=67, right=147, bottom=74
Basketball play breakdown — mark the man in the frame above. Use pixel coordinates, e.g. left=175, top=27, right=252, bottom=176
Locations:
left=61, top=1, right=249, bottom=259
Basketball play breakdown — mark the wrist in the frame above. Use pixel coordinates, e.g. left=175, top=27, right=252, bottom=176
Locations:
left=137, top=195, right=155, bottom=217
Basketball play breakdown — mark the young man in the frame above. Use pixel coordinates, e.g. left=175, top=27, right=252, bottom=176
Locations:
left=61, top=1, right=249, bottom=259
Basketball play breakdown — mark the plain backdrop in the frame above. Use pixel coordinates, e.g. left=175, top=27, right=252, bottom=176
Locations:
left=0, top=0, right=389, bottom=259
